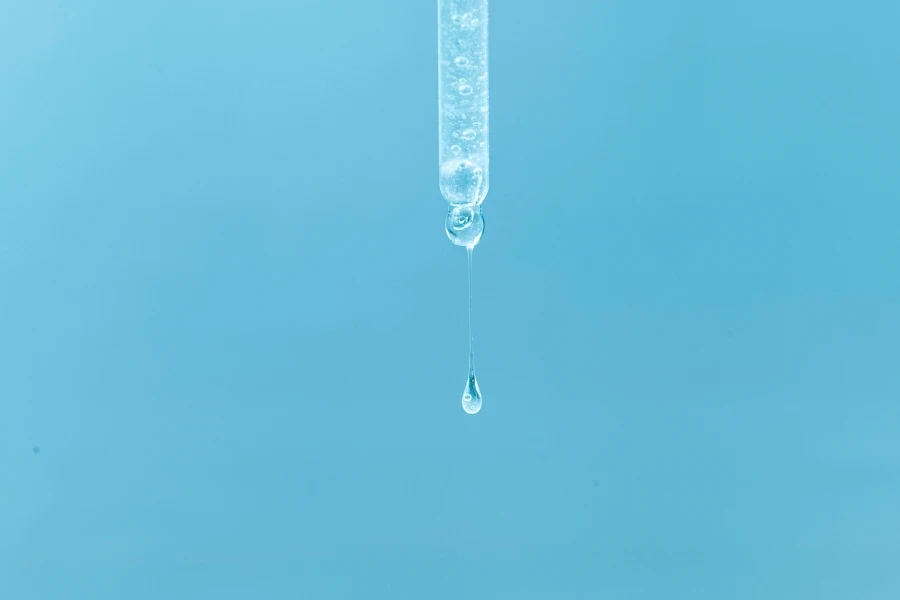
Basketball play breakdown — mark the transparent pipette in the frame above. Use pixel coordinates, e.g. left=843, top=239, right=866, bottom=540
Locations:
left=438, top=0, right=488, bottom=413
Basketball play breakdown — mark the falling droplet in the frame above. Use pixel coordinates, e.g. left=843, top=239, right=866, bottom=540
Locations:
left=462, top=372, right=482, bottom=414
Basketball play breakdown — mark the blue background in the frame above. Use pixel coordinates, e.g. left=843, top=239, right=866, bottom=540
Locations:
left=2, top=1, right=899, bottom=598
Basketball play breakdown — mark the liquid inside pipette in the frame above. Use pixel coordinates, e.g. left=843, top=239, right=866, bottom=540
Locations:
left=461, top=246, right=483, bottom=414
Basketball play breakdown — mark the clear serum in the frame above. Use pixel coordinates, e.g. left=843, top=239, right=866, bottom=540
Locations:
left=438, top=0, right=489, bottom=414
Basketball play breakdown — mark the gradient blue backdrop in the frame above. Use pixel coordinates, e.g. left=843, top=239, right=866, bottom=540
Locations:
left=2, top=1, right=899, bottom=598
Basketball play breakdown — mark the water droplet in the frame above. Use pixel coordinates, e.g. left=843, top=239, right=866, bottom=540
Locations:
left=454, top=56, right=469, bottom=67
left=478, top=141, right=485, bottom=148
left=461, top=373, right=482, bottom=414
left=446, top=206, right=485, bottom=247
left=458, top=84, right=473, bottom=96
left=450, top=144, right=461, bottom=155
left=460, top=129, right=477, bottom=141
left=472, top=121, right=482, bottom=128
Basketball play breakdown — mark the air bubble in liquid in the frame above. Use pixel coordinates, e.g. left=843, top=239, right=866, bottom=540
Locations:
left=439, top=158, right=486, bottom=206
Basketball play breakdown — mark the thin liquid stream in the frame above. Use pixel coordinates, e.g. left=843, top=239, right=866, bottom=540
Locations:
left=462, top=246, right=483, bottom=414
left=468, top=246, right=473, bottom=374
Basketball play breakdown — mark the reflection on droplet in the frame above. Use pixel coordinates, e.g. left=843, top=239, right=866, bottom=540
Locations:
left=445, top=205, right=484, bottom=247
